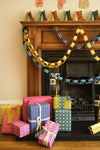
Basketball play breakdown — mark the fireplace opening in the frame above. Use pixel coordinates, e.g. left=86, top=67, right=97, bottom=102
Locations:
left=42, top=50, right=100, bottom=122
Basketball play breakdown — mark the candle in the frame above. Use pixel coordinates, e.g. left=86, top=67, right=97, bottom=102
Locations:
left=56, top=86, right=57, bottom=97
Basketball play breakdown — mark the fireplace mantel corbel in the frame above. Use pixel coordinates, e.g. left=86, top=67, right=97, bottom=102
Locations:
left=20, top=21, right=100, bottom=96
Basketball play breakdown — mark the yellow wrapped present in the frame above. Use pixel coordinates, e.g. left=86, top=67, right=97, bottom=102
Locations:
left=88, top=122, right=100, bottom=134
left=53, top=96, right=72, bottom=110
left=1, top=104, right=22, bottom=124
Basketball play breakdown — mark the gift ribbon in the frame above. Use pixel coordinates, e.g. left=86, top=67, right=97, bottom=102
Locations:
left=7, top=105, right=20, bottom=124
left=28, top=103, right=50, bottom=132
left=7, top=104, right=14, bottom=124
left=42, top=122, right=56, bottom=147
left=36, top=103, right=42, bottom=132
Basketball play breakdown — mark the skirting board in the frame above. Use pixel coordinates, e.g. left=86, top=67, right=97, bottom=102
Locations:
left=0, top=99, right=23, bottom=125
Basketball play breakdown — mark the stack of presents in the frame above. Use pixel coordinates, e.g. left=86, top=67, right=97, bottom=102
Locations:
left=1, top=95, right=72, bottom=148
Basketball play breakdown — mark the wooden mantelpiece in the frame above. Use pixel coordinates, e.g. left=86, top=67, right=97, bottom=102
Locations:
left=20, top=21, right=100, bottom=96
left=20, top=20, right=100, bottom=26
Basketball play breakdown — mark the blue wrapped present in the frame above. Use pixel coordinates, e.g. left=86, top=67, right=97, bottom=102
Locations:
left=27, top=103, right=50, bottom=133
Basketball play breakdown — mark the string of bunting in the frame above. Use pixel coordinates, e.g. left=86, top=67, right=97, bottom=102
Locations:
left=22, top=26, right=100, bottom=84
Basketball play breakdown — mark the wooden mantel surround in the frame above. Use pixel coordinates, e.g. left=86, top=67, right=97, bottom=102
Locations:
left=20, top=21, right=100, bottom=96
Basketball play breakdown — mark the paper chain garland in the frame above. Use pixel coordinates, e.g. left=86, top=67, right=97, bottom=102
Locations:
left=23, top=26, right=100, bottom=69
left=55, top=26, right=100, bottom=61
left=22, top=26, right=100, bottom=84
left=23, top=27, right=81, bottom=68
left=55, top=26, right=100, bottom=50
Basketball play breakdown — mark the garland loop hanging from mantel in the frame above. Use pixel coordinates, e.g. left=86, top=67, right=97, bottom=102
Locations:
left=54, top=26, right=100, bottom=61
left=22, top=26, right=100, bottom=70
left=22, top=26, right=100, bottom=84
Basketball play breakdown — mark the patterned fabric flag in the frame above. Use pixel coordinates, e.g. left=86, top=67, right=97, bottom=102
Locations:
left=79, top=0, right=89, bottom=8
left=35, top=0, right=43, bottom=7
left=58, top=0, right=66, bottom=9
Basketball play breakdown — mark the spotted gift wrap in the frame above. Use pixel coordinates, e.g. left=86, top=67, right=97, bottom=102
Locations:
left=53, top=96, right=72, bottom=109
left=38, top=120, right=59, bottom=148
left=54, top=109, right=71, bottom=131
left=11, top=120, right=30, bottom=138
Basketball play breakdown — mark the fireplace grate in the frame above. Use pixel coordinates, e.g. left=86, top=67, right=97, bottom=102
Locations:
left=72, top=104, right=94, bottom=113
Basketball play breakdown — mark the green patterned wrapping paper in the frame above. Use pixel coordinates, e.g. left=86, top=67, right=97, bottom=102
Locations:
left=54, top=109, right=71, bottom=131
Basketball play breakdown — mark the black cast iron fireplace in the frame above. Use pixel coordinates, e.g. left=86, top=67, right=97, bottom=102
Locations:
left=63, top=59, right=95, bottom=121
left=42, top=50, right=99, bottom=122
left=18, top=50, right=100, bottom=141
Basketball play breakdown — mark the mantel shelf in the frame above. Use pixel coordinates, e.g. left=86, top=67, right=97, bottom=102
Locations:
left=20, top=20, right=100, bottom=27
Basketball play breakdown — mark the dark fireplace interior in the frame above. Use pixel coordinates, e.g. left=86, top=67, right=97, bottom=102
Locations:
left=41, top=50, right=100, bottom=140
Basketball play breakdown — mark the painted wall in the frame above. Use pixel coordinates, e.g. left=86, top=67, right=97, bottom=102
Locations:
left=0, top=0, right=100, bottom=102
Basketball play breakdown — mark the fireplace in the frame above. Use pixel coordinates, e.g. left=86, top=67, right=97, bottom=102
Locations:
left=42, top=50, right=100, bottom=122
left=20, top=21, right=100, bottom=140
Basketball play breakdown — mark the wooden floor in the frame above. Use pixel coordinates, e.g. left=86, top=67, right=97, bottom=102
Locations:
left=0, top=126, right=100, bottom=150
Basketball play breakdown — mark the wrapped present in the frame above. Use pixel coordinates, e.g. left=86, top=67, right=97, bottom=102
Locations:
left=88, top=122, right=100, bottom=134
left=11, top=120, right=30, bottom=138
left=1, top=115, right=20, bottom=134
left=1, top=104, right=22, bottom=123
left=54, top=109, right=71, bottom=131
left=38, top=120, right=59, bottom=148
left=27, top=103, right=50, bottom=133
left=23, top=96, right=53, bottom=122
left=53, top=96, right=72, bottom=109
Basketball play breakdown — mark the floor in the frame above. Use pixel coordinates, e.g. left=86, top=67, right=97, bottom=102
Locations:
left=0, top=126, right=100, bottom=150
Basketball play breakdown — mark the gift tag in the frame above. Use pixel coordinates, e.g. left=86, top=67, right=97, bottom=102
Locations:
left=35, top=129, right=45, bottom=138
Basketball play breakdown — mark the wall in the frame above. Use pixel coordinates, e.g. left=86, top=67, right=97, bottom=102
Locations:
left=0, top=0, right=100, bottom=103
